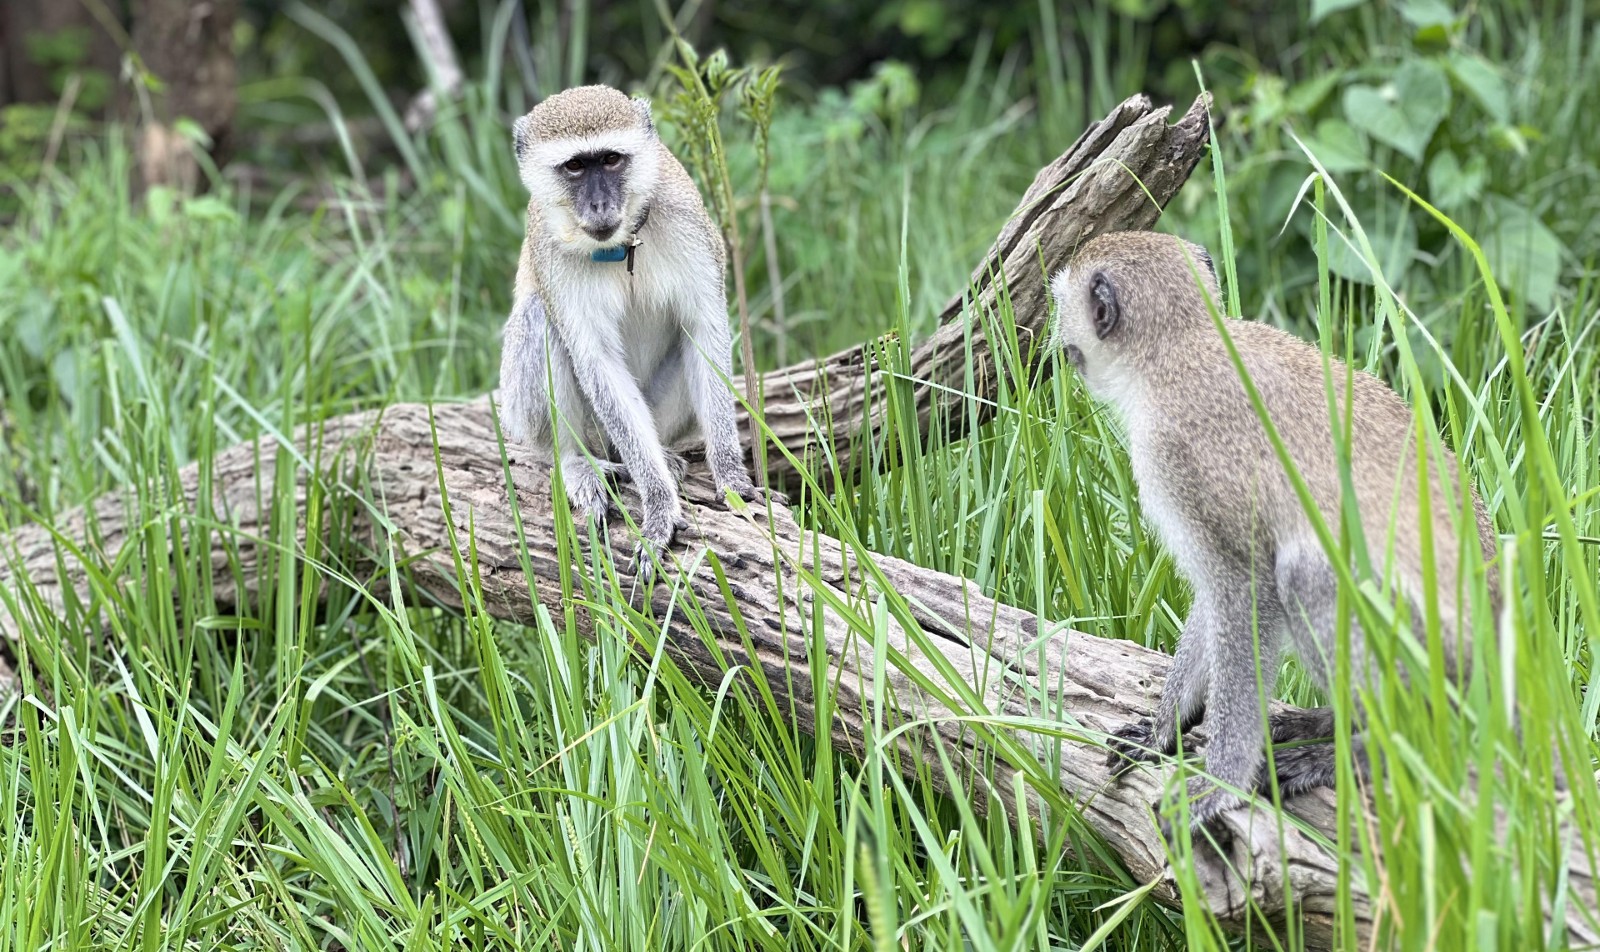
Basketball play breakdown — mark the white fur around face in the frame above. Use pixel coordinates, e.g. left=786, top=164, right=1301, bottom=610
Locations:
left=1049, top=266, right=1142, bottom=419
left=519, top=127, right=664, bottom=255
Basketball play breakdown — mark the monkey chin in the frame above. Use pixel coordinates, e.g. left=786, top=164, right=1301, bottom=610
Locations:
left=555, top=220, right=623, bottom=256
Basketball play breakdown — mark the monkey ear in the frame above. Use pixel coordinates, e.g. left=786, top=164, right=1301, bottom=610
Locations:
left=1195, top=247, right=1216, bottom=283
left=1090, top=272, right=1121, bottom=340
left=512, top=115, right=532, bottom=163
left=632, top=97, right=657, bottom=136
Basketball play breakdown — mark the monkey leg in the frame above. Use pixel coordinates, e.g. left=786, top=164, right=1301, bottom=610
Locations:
left=1275, top=540, right=1376, bottom=693
left=1255, top=707, right=1370, bottom=798
left=1175, top=575, right=1285, bottom=836
left=1106, top=598, right=1215, bottom=775
left=1261, top=700, right=1377, bottom=800
left=591, top=344, right=691, bottom=491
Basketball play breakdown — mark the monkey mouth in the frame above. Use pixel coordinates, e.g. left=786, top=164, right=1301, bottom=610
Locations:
left=583, top=223, right=620, bottom=242
left=1065, top=344, right=1086, bottom=373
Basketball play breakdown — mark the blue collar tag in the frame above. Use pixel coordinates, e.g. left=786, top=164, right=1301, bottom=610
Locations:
left=591, top=245, right=628, bottom=263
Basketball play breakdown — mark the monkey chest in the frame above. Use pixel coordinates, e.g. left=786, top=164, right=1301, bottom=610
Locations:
left=561, top=264, right=682, bottom=379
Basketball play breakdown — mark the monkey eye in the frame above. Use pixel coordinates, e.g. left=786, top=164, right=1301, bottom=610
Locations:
left=602, top=152, right=624, bottom=168
left=563, top=157, right=584, bottom=173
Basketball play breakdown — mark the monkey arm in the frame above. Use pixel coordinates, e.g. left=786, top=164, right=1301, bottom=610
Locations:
left=496, top=293, right=557, bottom=447
left=556, top=317, right=680, bottom=540
left=680, top=289, right=758, bottom=498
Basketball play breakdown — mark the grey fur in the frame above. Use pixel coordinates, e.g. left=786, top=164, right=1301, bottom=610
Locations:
left=1053, top=231, right=1498, bottom=835
left=497, top=85, right=777, bottom=580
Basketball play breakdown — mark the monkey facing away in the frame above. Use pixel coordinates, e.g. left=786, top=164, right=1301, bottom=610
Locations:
left=497, top=85, right=776, bottom=576
left=1049, top=231, right=1499, bottom=835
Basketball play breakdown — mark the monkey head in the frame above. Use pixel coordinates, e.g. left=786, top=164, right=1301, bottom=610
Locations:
left=513, top=85, right=664, bottom=251
left=1048, top=231, right=1221, bottom=405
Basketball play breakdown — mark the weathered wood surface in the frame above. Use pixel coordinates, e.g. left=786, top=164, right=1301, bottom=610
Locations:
left=3, top=95, right=1593, bottom=949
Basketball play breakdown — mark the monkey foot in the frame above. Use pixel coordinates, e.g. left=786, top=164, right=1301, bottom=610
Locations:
left=563, top=476, right=615, bottom=527
left=629, top=508, right=689, bottom=584
left=1158, top=780, right=1243, bottom=855
left=1105, top=719, right=1166, bottom=776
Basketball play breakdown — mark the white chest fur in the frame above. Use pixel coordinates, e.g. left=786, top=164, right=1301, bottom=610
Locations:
left=549, top=252, right=685, bottom=381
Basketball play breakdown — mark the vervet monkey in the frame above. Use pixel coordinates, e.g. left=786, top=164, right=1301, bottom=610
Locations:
left=1049, top=231, right=1499, bottom=834
left=496, top=85, right=776, bottom=577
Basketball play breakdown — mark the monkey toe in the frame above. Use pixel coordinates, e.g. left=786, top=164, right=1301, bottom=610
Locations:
left=1267, top=707, right=1336, bottom=745
left=564, top=479, right=614, bottom=527
left=631, top=543, right=659, bottom=584
left=1105, top=719, right=1164, bottom=776
left=722, top=482, right=788, bottom=509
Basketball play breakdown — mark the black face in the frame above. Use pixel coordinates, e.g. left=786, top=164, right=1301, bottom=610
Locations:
left=559, top=150, right=629, bottom=241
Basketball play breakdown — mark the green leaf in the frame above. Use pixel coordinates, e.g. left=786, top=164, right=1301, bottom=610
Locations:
left=1446, top=51, right=1511, bottom=124
left=182, top=195, right=239, bottom=224
left=1311, top=0, right=1367, bottom=23
left=1342, top=59, right=1451, bottom=162
left=1398, top=0, right=1458, bottom=29
left=1286, top=73, right=1342, bottom=114
left=1300, top=118, right=1371, bottom=173
left=1426, top=151, right=1487, bottom=210
left=1325, top=199, right=1418, bottom=285
left=1482, top=196, right=1565, bottom=311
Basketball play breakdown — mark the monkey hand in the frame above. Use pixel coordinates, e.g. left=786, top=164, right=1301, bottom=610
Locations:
left=564, top=470, right=616, bottom=527
left=629, top=503, right=690, bottom=584
left=717, top=475, right=789, bottom=510
left=1105, top=718, right=1168, bottom=777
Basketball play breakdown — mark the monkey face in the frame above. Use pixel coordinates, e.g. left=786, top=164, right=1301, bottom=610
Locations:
left=557, top=150, right=631, bottom=242
left=512, top=87, right=664, bottom=253
left=1048, top=264, right=1125, bottom=400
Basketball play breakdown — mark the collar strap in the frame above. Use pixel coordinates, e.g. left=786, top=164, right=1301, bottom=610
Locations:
left=590, top=204, right=652, bottom=274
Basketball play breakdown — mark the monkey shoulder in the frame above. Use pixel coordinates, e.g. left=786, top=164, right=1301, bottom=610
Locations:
left=652, top=151, right=724, bottom=254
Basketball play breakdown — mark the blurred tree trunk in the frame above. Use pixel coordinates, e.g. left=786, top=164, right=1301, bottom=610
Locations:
left=0, top=0, right=121, bottom=109
left=129, top=0, right=236, bottom=192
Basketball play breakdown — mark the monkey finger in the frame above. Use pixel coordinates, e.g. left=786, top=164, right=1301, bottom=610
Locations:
left=750, top=487, right=790, bottom=507
left=630, top=543, right=659, bottom=584
left=1104, top=718, right=1159, bottom=772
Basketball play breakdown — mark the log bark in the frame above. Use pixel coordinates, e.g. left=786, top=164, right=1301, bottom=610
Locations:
left=2, top=95, right=1593, bottom=949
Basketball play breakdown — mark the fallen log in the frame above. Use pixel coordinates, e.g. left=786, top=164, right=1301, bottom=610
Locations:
left=3, top=95, right=1592, bottom=949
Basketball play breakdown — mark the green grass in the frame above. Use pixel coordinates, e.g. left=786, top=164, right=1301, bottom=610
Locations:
left=1, top=1, right=1598, bottom=949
